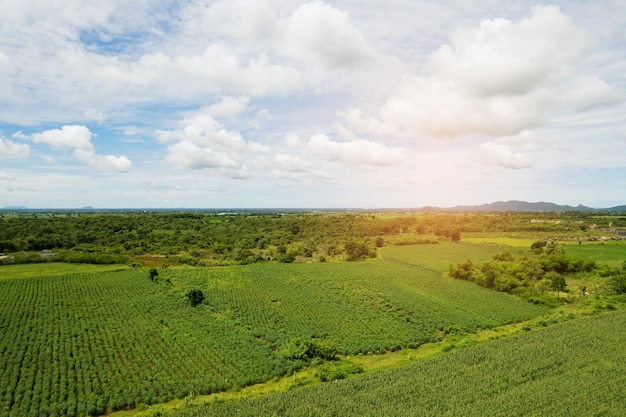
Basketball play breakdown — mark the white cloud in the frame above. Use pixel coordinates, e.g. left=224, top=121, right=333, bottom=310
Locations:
left=84, top=109, right=105, bottom=124
left=166, top=141, right=238, bottom=171
left=557, top=76, right=622, bottom=111
left=205, top=96, right=250, bottom=118
left=158, top=109, right=264, bottom=175
left=307, top=134, right=405, bottom=166
left=27, top=125, right=131, bottom=172
left=0, top=137, right=30, bottom=158
left=430, top=5, right=588, bottom=96
left=74, top=150, right=132, bottom=172
left=284, top=1, right=376, bottom=70
left=478, top=130, right=540, bottom=170
left=31, top=125, right=93, bottom=151
left=340, top=5, right=621, bottom=141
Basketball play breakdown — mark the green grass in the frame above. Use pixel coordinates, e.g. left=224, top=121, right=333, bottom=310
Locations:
left=381, top=242, right=514, bottom=273
left=0, top=262, right=129, bottom=280
left=166, top=309, right=626, bottom=417
left=564, top=241, right=626, bottom=267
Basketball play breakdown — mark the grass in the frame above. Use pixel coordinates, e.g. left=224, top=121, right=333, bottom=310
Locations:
left=0, top=262, right=129, bottom=280
left=381, top=242, right=513, bottom=273
left=563, top=241, right=626, bottom=267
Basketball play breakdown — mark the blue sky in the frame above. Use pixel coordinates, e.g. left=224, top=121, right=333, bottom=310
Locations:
left=1, top=0, right=625, bottom=208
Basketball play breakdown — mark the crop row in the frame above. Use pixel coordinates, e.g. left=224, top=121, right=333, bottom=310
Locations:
left=170, top=309, right=626, bottom=417
left=164, top=259, right=547, bottom=354
left=0, top=270, right=291, bottom=417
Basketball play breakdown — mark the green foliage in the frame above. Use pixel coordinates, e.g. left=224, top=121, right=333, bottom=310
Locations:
left=0, top=269, right=291, bottom=417
left=446, top=242, right=595, bottom=304
left=281, top=338, right=337, bottom=361
left=344, top=239, right=376, bottom=261
left=167, top=311, right=626, bottom=417
left=186, top=289, right=205, bottom=307
left=315, top=361, right=363, bottom=382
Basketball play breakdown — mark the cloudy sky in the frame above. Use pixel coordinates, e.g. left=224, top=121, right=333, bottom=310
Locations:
left=1, top=0, right=625, bottom=208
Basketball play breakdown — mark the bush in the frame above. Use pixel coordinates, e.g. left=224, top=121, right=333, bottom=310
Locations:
left=186, top=289, right=205, bottom=307
left=316, top=361, right=362, bottom=382
left=281, top=338, right=337, bottom=361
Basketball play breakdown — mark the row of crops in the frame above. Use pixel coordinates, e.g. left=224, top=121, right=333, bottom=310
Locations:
left=0, top=246, right=547, bottom=416
left=169, top=309, right=626, bottom=417
left=0, top=269, right=292, bottom=417
left=164, top=258, right=547, bottom=354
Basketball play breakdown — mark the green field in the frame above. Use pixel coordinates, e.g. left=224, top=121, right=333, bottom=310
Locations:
left=380, top=242, right=512, bottom=272
left=0, top=263, right=129, bottom=281
left=564, top=241, right=626, bottom=267
left=168, top=309, right=626, bottom=417
left=0, top=254, right=546, bottom=416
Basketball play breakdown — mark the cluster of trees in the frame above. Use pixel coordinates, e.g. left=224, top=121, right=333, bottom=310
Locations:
left=449, top=240, right=626, bottom=305
left=0, top=210, right=622, bottom=266
left=448, top=241, right=596, bottom=305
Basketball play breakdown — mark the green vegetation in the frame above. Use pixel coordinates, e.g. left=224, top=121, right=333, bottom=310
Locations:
left=0, top=255, right=546, bottom=416
left=166, top=310, right=626, bottom=417
left=0, top=210, right=625, bottom=417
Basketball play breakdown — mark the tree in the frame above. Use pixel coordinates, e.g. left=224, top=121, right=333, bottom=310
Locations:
left=550, top=274, right=567, bottom=299
left=450, top=230, right=461, bottom=243
left=149, top=268, right=158, bottom=281
left=186, top=289, right=204, bottom=307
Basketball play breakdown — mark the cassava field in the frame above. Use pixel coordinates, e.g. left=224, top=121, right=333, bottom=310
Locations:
left=0, top=210, right=625, bottom=417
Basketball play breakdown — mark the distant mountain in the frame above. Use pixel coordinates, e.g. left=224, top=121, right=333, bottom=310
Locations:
left=1, top=205, right=28, bottom=210
left=423, top=200, right=626, bottom=212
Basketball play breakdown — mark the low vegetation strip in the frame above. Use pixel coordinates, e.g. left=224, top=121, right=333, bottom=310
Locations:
left=166, top=309, right=626, bottom=417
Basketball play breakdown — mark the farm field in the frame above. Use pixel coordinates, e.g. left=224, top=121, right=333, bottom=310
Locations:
left=167, top=309, right=626, bottom=417
left=1, top=211, right=625, bottom=417
left=0, top=248, right=547, bottom=417
left=563, top=241, right=626, bottom=267
left=380, top=242, right=512, bottom=272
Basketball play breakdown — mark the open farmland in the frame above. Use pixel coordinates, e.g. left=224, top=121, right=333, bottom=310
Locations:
left=0, top=254, right=547, bottom=416
left=168, top=309, right=626, bottom=417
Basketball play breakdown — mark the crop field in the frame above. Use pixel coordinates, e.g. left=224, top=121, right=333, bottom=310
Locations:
left=380, top=242, right=512, bottom=273
left=564, top=241, right=626, bottom=267
left=0, top=256, right=547, bottom=416
left=169, top=309, right=626, bottom=417
left=0, top=267, right=291, bottom=417
left=163, top=260, right=547, bottom=354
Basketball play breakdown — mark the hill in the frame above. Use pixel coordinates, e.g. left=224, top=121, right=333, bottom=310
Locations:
left=423, top=200, right=626, bottom=212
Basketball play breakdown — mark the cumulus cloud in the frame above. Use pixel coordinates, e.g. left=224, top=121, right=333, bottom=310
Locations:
left=430, top=5, right=588, bottom=96
left=205, top=96, right=250, bottom=118
left=25, top=125, right=131, bottom=172
left=31, top=125, right=93, bottom=151
left=340, top=5, right=621, bottom=141
left=0, top=137, right=30, bottom=158
left=283, top=1, right=376, bottom=70
left=157, top=109, right=265, bottom=177
left=557, top=76, right=622, bottom=111
left=307, top=134, right=405, bottom=166
left=479, top=130, right=539, bottom=169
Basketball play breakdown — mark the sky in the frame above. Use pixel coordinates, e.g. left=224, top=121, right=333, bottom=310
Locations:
left=0, top=0, right=625, bottom=209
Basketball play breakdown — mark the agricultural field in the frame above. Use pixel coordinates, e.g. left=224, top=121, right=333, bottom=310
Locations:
left=1, top=211, right=625, bottom=417
left=0, top=249, right=547, bottom=417
left=563, top=241, right=626, bottom=267
left=168, top=309, right=626, bottom=417
left=380, top=242, right=513, bottom=272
